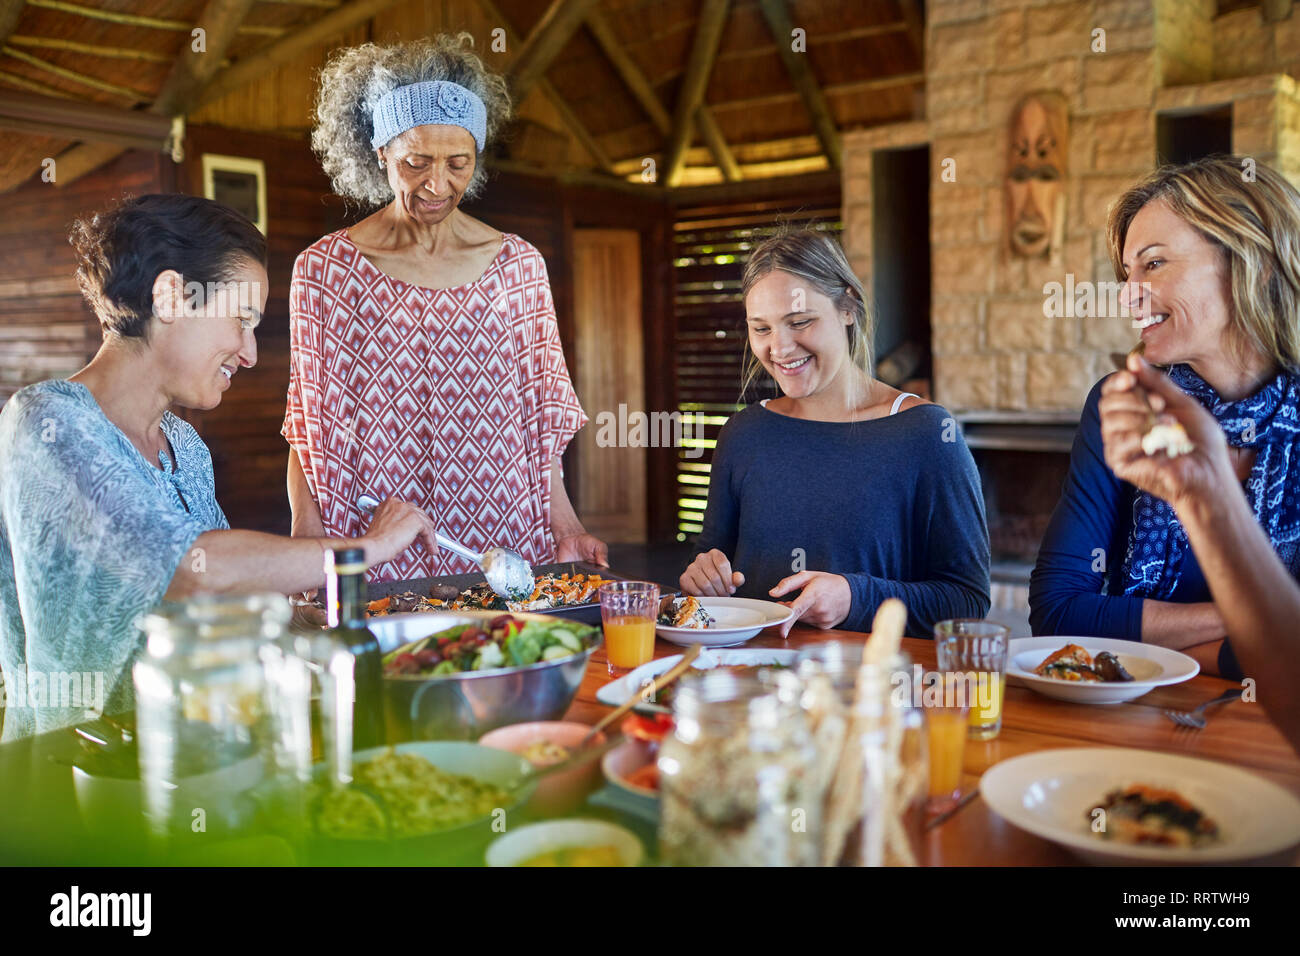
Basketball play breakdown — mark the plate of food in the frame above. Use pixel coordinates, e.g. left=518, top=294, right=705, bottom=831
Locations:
left=980, top=747, right=1300, bottom=864
left=1006, top=636, right=1198, bottom=704
left=654, top=595, right=793, bottom=647
left=596, top=647, right=799, bottom=715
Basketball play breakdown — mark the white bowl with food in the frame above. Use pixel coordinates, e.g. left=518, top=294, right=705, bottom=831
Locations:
left=980, top=747, right=1300, bottom=865
left=1006, top=636, right=1198, bottom=704
left=485, top=818, right=644, bottom=867
left=596, top=647, right=800, bottom=715
left=655, top=596, right=794, bottom=648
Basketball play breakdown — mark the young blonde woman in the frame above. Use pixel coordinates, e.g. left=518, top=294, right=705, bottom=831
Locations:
left=679, top=229, right=991, bottom=637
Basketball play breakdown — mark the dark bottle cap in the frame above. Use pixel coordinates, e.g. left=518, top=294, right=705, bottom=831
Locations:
left=325, top=546, right=367, bottom=575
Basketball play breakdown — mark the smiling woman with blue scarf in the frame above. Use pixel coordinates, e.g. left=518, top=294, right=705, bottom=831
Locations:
left=1029, top=156, right=1300, bottom=678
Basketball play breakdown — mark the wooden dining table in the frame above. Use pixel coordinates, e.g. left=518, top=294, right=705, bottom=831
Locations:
left=563, top=622, right=1300, bottom=866
left=2, top=620, right=1297, bottom=866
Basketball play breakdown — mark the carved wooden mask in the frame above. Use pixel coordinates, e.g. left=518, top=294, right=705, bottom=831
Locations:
left=1005, top=92, right=1069, bottom=259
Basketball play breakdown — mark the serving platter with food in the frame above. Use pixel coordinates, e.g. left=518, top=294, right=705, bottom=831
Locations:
left=596, top=647, right=799, bottom=714
left=1006, top=636, right=1199, bottom=704
left=979, top=747, right=1300, bottom=865
left=654, top=595, right=794, bottom=647
left=365, top=562, right=676, bottom=625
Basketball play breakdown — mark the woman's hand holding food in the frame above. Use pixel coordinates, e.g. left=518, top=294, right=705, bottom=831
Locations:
left=680, top=548, right=746, bottom=597
left=1099, top=354, right=1236, bottom=513
left=554, top=532, right=610, bottom=567
left=358, top=496, right=439, bottom=566
left=768, top=570, right=852, bottom=637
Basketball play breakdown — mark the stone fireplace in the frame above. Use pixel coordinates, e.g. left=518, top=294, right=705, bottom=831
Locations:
left=840, top=0, right=1300, bottom=630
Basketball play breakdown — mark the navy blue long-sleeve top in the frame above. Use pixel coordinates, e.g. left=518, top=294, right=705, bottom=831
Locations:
left=1028, top=378, right=1243, bottom=677
left=693, top=402, right=991, bottom=638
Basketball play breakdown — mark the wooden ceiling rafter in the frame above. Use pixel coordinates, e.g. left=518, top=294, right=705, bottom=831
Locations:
left=664, top=0, right=731, bottom=188
left=2, top=44, right=149, bottom=100
left=0, top=87, right=172, bottom=149
left=52, top=0, right=260, bottom=188
left=756, top=0, right=841, bottom=170
left=0, top=66, right=71, bottom=98
left=475, top=0, right=615, bottom=174
left=197, top=0, right=407, bottom=106
left=23, top=0, right=284, bottom=35
left=897, top=0, right=924, bottom=63
left=8, top=35, right=181, bottom=63
left=508, top=0, right=603, bottom=103
left=0, top=0, right=23, bottom=45
left=584, top=6, right=739, bottom=182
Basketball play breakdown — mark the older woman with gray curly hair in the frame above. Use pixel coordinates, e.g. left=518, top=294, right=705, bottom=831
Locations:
left=284, top=34, right=607, bottom=584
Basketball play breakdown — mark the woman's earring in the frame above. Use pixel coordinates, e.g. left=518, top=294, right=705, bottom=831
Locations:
left=378, top=157, right=386, bottom=169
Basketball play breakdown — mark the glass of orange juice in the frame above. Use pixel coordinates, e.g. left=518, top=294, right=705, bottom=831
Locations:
left=599, top=581, right=660, bottom=676
left=935, top=620, right=1009, bottom=741
left=924, top=685, right=969, bottom=812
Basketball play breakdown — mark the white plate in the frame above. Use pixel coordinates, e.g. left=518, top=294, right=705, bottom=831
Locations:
left=1007, top=636, right=1199, bottom=704
left=655, top=597, right=794, bottom=647
left=980, top=747, right=1300, bottom=865
left=595, top=647, right=800, bottom=714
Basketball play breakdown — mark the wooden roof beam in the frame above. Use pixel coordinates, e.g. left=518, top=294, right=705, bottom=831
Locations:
left=664, top=0, right=730, bottom=188
left=756, top=0, right=841, bottom=170
left=476, top=0, right=614, bottom=174
left=52, top=0, right=259, bottom=187
left=197, top=0, right=407, bottom=107
left=2, top=45, right=148, bottom=100
left=9, top=35, right=179, bottom=63
left=0, top=88, right=171, bottom=148
left=154, top=0, right=257, bottom=114
left=584, top=7, right=738, bottom=182
left=898, top=0, right=924, bottom=62
left=508, top=0, right=603, bottom=102
left=693, top=106, right=741, bottom=182
left=24, top=0, right=281, bottom=35
left=0, top=1, right=24, bottom=47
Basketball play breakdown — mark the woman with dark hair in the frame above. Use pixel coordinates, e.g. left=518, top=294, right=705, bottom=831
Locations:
left=1029, top=156, right=1300, bottom=677
left=285, top=34, right=606, bottom=585
left=678, top=228, right=991, bottom=638
left=0, top=194, right=436, bottom=740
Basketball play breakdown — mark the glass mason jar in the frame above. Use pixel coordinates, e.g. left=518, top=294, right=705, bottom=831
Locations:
left=658, top=669, right=821, bottom=866
left=795, top=641, right=928, bottom=866
left=133, top=593, right=292, bottom=844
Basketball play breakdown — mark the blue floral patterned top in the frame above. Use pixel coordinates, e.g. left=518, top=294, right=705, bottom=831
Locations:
left=0, top=380, right=228, bottom=740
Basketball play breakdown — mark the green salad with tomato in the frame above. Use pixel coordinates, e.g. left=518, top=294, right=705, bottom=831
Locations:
left=381, top=614, right=596, bottom=677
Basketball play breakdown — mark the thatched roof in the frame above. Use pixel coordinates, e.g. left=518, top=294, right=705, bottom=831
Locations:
left=0, top=0, right=927, bottom=193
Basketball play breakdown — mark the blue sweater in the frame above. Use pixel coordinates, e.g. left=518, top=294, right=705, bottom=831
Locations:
left=694, top=403, right=991, bottom=637
left=1029, top=378, right=1251, bottom=678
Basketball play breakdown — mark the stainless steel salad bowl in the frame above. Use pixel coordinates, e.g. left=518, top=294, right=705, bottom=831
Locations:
left=370, top=609, right=603, bottom=743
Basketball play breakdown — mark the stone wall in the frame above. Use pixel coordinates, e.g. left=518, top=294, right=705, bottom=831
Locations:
left=842, top=0, right=1299, bottom=414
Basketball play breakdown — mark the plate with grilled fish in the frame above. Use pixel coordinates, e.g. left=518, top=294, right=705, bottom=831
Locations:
left=1006, top=637, right=1198, bottom=704
left=653, top=596, right=793, bottom=648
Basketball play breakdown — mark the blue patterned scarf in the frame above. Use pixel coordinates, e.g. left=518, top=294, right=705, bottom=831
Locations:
left=1122, top=363, right=1300, bottom=598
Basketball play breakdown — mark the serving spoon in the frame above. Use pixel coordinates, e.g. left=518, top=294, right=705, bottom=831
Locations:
left=355, top=494, right=535, bottom=602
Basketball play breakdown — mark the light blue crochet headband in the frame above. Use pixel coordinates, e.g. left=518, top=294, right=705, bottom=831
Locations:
left=370, top=80, right=487, bottom=152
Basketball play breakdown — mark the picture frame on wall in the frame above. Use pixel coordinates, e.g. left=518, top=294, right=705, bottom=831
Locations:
left=201, top=154, right=267, bottom=235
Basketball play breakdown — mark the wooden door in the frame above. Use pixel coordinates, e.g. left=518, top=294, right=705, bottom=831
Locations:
left=571, top=228, right=646, bottom=543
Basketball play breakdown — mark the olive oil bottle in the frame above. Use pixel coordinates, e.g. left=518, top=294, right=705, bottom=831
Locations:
left=324, top=546, right=385, bottom=751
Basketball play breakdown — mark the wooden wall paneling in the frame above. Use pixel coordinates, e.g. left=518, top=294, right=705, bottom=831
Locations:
left=0, top=148, right=166, bottom=404
left=571, top=227, right=646, bottom=543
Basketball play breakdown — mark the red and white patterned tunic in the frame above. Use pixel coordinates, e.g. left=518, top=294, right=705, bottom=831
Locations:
left=283, top=230, right=587, bottom=583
